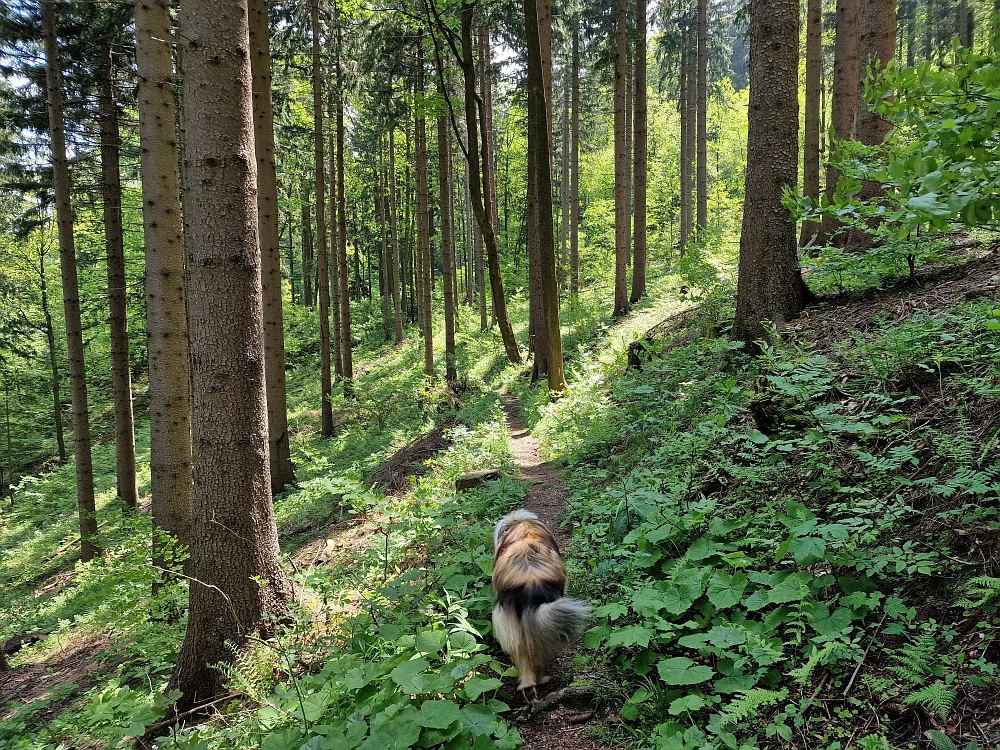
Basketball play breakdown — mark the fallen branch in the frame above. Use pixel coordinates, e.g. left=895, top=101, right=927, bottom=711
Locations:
left=136, top=691, right=242, bottom=747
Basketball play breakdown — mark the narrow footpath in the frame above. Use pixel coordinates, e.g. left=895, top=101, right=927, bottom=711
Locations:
left=501, top=396, right=605, bottom=750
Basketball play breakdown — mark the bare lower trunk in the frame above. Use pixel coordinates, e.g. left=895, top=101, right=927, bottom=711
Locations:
left=570, top=23, right=580, bottom=295
left=312, top=0, right=333, bottom=437
left=696, top=0, right=708, bottom=235
left=438, top=92, right=456, bottom=383
left=134, top=0, right=192, bottom=551
left=336, top=12, right=354, bottom=396
left=630, top=0, right=647, bottom=303
left=39, top=255, right=66, bottom=463
left=679, top=40, right=692, bottom=255
left=613, top=0, right=630, bottom=316
left=98, top=44, right=139, bottom=509
left=43, top=0, right=98, bottom=562
left=415, top=37, right=434, bottom=379
left=389, top=124, right=404, bottom=343
left=800, top=0, right=823, bottom=248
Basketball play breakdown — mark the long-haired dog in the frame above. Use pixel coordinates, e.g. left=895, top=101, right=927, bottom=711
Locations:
left=492, top=509, right=591, bottom=692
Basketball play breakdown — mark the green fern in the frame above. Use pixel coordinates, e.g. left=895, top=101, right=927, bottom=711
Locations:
left=927, top=729, right=980, bottom=750
left=903, top=681, right=957, bottom=719
left=956, top=576, right=1000, bottom=610
left=717, top=688, right=788, bottom=728
left=789, top=641, right=840, bottom=686
left=887, top=634, right=939, bottom=686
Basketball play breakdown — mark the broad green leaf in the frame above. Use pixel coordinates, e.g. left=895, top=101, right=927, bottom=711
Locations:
left=707, top=570, right=748, bottom=610
left=606, top=625, right=653, bottom=649
left=415, top=629, right=448, bottom=654
left=657, top=657, right=715, bottom=685
left=460, top=705, right=501, bottom=737
left=789, top=535, right=827, bottom=564
left=417, top=700, right=462, bottom=728
left=668, top=693, right=707, bottom=716
left=461, top=677, right=502, bottom=701
left=391, top=659, right=432, bottom=693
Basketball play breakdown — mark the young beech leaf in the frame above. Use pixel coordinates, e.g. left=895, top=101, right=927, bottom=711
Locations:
left=657, top=657, right=715, bottom=685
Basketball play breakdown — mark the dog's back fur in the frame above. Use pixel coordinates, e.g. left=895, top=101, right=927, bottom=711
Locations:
left=492, top=509, right=590, bottom=691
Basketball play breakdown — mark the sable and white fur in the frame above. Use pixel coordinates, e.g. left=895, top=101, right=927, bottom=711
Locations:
left=492, top=509, right=591, bottom=691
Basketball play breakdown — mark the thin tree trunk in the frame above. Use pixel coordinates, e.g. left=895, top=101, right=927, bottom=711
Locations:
left=98, top=43, right=139, bottom=510
left=526, top=0, right=566, bottom=391
left=570, top=22, right=580, bottom=295
left=679, top=40, right=692, bottom=256
left=330, top=128, right=343, bottom=382
left=559, top=75, right=570, bottom=287
left=39, top=249, right=66, bottom=462
left=820, top=0, right=861, bottom=245
left=389, top=125, right=404, bottom=343
left=461, top=11, right=521, bottom=363
left=437, top=64, right=456, bottom=383
left=696, top=0, right=708, bottom=235
left=135, top=0, right=195, bottom=542
left=415, top=36, right=434, bottom=379
left=800, top=0, right=823, bottom=247
left=250, top=0, right=295, bottom=488
left=301, top=199, right=313, bottom=308
left=613, top=0, right=630, bottom=316
left=43, top=0, right=98, bottom=562
left=311, top=0, right=334, bottom=437
left=630, top=0, right=647, bottom=303
left=378, top=160, right=392, bottom=340
left=336, top=10, right=354, bottom=396
left=169, top=0, right=291, bottom=706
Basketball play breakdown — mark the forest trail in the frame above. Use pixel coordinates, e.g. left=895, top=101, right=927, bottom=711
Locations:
left=501, top=396, right=606, bottom=750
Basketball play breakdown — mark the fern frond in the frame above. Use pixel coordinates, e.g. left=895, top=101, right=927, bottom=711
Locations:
left=903, top=681, right=956, bottom=720
left=718, top=688, right=788, bottom=728
left=857, top=735, right=893, bottom=750
left=927, top=731, right=958, bottom=750
left=887, top=634, right=938, bottom=686
left=956, top=576, right=1000, bottom=610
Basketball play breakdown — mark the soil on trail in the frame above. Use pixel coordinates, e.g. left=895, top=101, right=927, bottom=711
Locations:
left=501, top=396, right=607, bottom=750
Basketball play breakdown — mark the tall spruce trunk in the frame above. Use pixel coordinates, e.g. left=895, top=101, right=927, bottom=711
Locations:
left=389, top=124, right=404, bottom=343
left=301, top=196, right=314, bottom=307
left=336, top=12, right=354, bottom=396
left=438, top=94, right=456, bottom=383
left=39, top=251, right=67, bottom=463
left=378, top=161, right=392, bottom=340
left=98, top=43, right=139, bottom=510
left=311, top=0, right=334, bottom=437
left=696, top=0, right=708, bottom=234
left=570, top=22, right=580, bottom=295
left=170, top=0, right=291, bottom=707
left=526, top=0, right=566, bottom=391
left=613, top=0, right=630, bottom=316
left=461, top=10, right=521, bottom=363
left=679, top=40, right=692, bottom=255
left=559, top=78, right=570, bottom=286
left=732, top=0, right=805, bottom=346
left=476, top=26, right=492, bottom=327
left=135, top=0, right=192, bottom=551
left=800, top=0, right=823, bottom=247
left=820, top=0, right=861, bottom=245
left=330, top=128, right=344, bottom=382
left=250, top=0, right=295, bottom=490
left=630, top=0, right=648, bottom=303
left=43, top=0, right=98, bottom=562
left=415, top=38, right=434, bottom=379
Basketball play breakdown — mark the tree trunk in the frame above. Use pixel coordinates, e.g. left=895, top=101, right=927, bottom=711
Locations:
left=336, top=11, right=354, bottom=397
left=301, top=197, right=314, bottom=308
left=135, top=0, right=192, bottom=553
left=476, top=26, right=492, bottom=327
left=461, top=11, right=521, bottom=363
left=559, top=78, right=570, bottom=287
left=679, top=39, right=692, bottom=256
left=250, top=0, right=295, bottom=489
left=98, top=43, right=139, bottom=510
left=43, top=0, right=99, bottom=562
left=630, top=0, right=647, bottom=303
left=526, top=0, right=566, bottom=391
left=170, top=0, right=291, bottom=707
left=732, top=0, right=805, bottom=346
left=847, top=0, right=896, bottom=252
left=330, top=128, right=344, bottom=383
left=800, top=0, right=823, bottom=247
left=438, top=91, right=456, bottom=383
left=378, top=161, right=392, bottom=340
left=570, top=22, right=580, bottom=295
left=311, top=0, right=334, bottom=437
left=613, top=0, right=630, bottom=316
left=415, top=37, right=434, bottom=379
left=389, top=124, right=404, bottom=343
left=820, top=0, right=861, bottom=245
left=39, top=251, right=67, bottom=463
left=696, top=0, right=708, bottom=235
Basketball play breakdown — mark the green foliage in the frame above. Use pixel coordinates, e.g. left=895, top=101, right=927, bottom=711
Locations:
left=902, top=681, right=957, bottom=720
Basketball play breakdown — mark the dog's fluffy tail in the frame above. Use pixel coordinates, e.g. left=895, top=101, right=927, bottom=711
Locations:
left=494, top=597, right=591, bottom=690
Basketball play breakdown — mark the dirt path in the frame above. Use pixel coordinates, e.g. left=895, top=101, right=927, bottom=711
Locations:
left=501, top=396, right=606, bottom=750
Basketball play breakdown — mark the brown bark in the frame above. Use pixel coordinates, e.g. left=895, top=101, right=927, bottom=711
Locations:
left=696, top=0, right=708, bottom=234
left=301, top=199, right=313, bottom=308
left=613, top=0, right=630, bottom=316
left=732, top=0, right=805, bottom=346
left=39, top=250, right=66, bottom=463
left=630, top=0, right=647, bottom=303
left=476, top=25, right=492, bottom=327
left=98, top=44, right=139, bottom=510
left=43, top=0, right=98, bottom=562
left=389, top=125, right=404, bottom=343
left=526, top=0, right=566, bottom=391
left=800, top=0, right=823, bottom=247
left=437, top=74, right=457, bottom=383
left=461, top=11, right=521, bottom=363
left=335, top=11, right=354, bottom=396
left=330, top=128, right=343, bottom=382
left=570, top=22, right=580, bottom=295
left=820, top=0, right=861, bottom=245
left=679, top=39, right=693, bottom=255
left=250, top=0, right=295, bottom=489
left=170, top=0, right=291, bottom=707
left=311, top=0, right=334, bottom=437
left=135, top=0, right=192, bottom=551
left=415, top=37, right=434, bottom=379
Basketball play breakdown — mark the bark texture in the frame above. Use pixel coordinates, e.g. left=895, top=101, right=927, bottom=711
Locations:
left=169, top=0, right=291, bottom=706
left=630, top=0, right=647, bottom=303
left=43, top=0, right=99, bottom=562
left=250, top=0, right=295, bottom=490
left=800, top=0, right=823, bottom=247
left=414, top=39, right=434, bottom=379
left=135, top=0, right=192, bottom=551
left=569, top=23, right=580, bottom=296
left=732, top=0, right=805, bottom=345
left=335, top=13, right=354, bottom=396
left=696, top=0, right=708, bottom=234
left=613, top=0, right=630, bottom=316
